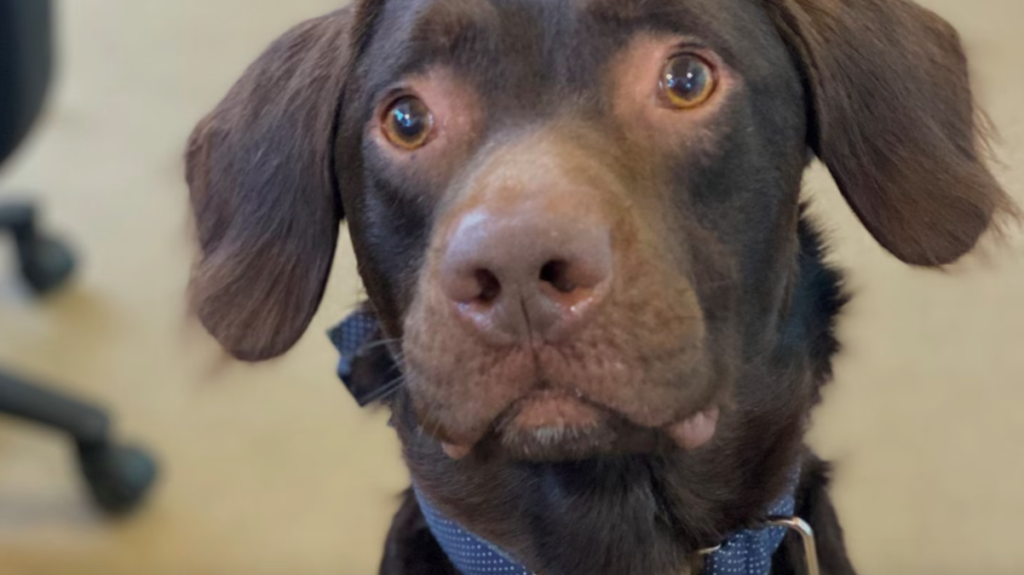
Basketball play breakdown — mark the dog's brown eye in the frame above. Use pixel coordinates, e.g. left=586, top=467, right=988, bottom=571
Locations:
left=382, top=96, right=434, bottom=150
left=660, top=54, right=716, bottom=109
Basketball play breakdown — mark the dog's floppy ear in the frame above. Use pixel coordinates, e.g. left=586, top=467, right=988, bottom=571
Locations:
left=186, top=7, right=359, bottom=361
left=766, top=0, right=1015, bottom=266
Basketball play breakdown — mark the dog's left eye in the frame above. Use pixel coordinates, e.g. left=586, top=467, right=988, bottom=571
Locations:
left=382, top=95, right=434, bottom=150
left=659, top=53, right=716, bottom=109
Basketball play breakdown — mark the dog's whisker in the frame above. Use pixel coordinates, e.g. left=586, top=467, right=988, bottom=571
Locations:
left=362, top=337, right=403, bottom=352
left=379, top=372, right=407, bottom=391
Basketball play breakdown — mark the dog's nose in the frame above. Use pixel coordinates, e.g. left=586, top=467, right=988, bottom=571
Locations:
left=439, top=207, right=613, bottom=343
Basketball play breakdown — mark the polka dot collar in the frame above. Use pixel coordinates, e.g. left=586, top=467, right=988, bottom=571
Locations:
left=414, top=476, right=797, bottom=575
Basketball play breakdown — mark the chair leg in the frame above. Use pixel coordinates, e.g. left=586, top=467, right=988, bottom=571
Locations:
left=0, top=369, right=159, bottom=515
left=0, top=368, right=110, bottom=441
left=0, top=202, right=35, bottom=235
left=0, top=200, right=76, bottom=295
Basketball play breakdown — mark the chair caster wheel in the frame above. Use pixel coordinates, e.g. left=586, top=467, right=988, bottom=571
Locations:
left=18, top=235, right=76, bottom=295
left=0, top=202, right=75, bottom=295
left=77, top=441, right=158, bottom=516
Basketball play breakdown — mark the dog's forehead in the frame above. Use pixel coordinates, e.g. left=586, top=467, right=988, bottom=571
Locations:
left=362, top=0, right=780, bottom=82
left=386, top=0, right=760, bottom=31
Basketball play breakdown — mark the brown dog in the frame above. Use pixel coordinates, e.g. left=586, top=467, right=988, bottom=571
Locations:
left=185, top=0, right=1013, bottom=573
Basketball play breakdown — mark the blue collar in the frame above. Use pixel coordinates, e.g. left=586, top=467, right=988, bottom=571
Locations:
left=414, top=484, right=795, bottom=575
left=330, top=310, right=798, bottom=575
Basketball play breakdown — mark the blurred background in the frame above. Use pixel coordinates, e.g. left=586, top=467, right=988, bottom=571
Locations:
left=0, top=1, right=1021, bottom=574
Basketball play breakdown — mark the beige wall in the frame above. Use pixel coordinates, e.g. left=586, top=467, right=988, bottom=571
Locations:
left=0, top=1, right=1021, bottom=573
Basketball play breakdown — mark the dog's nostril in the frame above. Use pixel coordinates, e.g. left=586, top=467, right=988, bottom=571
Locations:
left=539, top=260, right=576, bottom=294
left=475, top=269, right=502, bottom=302
left=440, top=208, right=613, bottom=341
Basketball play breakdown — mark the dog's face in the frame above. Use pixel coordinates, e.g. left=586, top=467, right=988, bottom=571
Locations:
left=342, top=0, right=807, bottom=460
left=187, top=0, right=1010, bottom=462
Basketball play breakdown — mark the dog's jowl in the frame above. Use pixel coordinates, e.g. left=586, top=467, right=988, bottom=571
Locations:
left=185, top=0, right=1014, bottom=573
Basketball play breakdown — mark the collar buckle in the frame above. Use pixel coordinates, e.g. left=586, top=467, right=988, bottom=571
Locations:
left=696, top=516, right=818, bottom=575
left=766, top=516, right=819, bottom=575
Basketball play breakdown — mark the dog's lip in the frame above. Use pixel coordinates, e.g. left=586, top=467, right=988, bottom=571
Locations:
left=500, top=389, right=605, bottom=433
left=664, top=405, right=720, bottom=450
left=439, top=390, right=720, bottom=460
left=442, top=442, right=474, bottom=459
left=442, top=389, right=603, bottom=460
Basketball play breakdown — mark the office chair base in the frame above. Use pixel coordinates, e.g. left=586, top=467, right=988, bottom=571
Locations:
left=20, top=234, right=76, bottom=294
left=77, top=440, right=158, bottom=516
left=0, top=201, right=76, bottom=295
left=0, top=370, right=159, bottom=516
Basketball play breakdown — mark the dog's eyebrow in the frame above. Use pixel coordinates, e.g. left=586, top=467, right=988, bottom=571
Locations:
left=408, top=0, right=499, bottom=55
left=583, top=0, right=682, bottom=27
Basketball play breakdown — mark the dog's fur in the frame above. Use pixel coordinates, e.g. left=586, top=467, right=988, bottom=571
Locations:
left=184, top=1, right=1014, bottom=573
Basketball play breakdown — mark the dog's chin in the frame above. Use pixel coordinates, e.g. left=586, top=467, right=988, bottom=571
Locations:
left=492, top=391, right=628, bottom=461
left=491, top=417, right=666, bottom=462
left=460, top=390, right=719, bottom=463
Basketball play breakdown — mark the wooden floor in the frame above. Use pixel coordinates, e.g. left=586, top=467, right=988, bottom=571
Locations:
left=0, top=1, right=1022, bottom=574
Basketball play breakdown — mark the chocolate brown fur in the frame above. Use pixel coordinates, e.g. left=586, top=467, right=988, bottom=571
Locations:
left=185, top=1, right=1013, bottom=573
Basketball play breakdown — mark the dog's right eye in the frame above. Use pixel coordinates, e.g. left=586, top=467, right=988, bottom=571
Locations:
left=382, top=96, right=434, bottom=150
left=659, top=53, right=717, bottom=110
